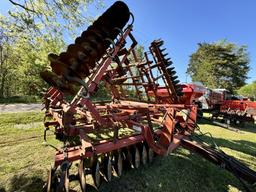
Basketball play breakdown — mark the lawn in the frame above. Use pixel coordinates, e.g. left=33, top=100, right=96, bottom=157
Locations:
left=0, top=112, right=255, bottom=192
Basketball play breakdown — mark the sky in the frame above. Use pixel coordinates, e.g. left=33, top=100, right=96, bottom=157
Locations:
left=0, top=0, right=255, bottom=84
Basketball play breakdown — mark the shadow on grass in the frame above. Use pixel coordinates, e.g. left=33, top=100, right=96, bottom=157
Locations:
left=89, top=150, right=245, bottom=192
left=2, top=149, right=251, bottom=192
left=198, top=117, right=256, bottom=134
left=197, top=134, right=256, bottom=158
left=7, top=174, right=44, bottom=192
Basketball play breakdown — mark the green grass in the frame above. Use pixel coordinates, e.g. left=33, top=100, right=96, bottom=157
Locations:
left=0, top=112, right=57, bottom=192
left=0, top=96, right=41, bottom=104
left=0, top=112, right=255, bottom=192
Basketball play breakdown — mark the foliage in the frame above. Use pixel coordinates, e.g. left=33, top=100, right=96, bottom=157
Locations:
left=134, top=45, right=145, bottom=61
left=237, top=81, right=256, bottom=100
left=187, top=41, right=250, bottom=92
left=0, top=0, right=103, bottom=98
left=91, top=81, right=111, bottom=100
left=0, top=95, right=40, bottom=104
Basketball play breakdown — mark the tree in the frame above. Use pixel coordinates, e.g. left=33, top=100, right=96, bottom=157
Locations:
left=237, top=81, right=256, bottom=100
left=187, top=41, right=250, bottom=92
left=6, top=0, right=102, bottom=37
left=0, top=29, right=21, bottom=98
left=0, top=0, right=103, bottom=97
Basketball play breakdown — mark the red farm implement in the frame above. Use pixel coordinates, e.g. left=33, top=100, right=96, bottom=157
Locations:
left=220, top=99, right=256, bottom=124
left=40, top=2, right=256, bottom=191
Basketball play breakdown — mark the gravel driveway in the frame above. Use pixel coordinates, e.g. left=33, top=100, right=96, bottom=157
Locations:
left=0, top=103, right=42, bottom=113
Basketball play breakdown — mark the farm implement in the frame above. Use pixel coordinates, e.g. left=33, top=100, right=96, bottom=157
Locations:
left=40, top=1, right=256, bottom=191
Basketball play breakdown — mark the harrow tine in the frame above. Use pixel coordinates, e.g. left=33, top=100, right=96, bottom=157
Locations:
left=170, top=75, right=178, bottom=81
left=168, top=66, right=175, bottom=71
left=166, top=61, right=173, bottom=67
left=172, top=79, right=180, bottom=85
left=160, top=48, right=166, bottom=52
left=167, top=68, right=176, bottom=76
left=162, top=53, right=168, bottom=57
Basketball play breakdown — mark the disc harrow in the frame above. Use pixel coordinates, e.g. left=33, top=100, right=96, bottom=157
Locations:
left=41, top=2, right=198, bottom=191
left=39, top=2, right=256, bottom=191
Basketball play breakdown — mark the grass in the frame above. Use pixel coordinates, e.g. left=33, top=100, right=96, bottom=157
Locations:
left=0, top=112, right=255, bottom=192
left=0, top=96, right=41, bottom=104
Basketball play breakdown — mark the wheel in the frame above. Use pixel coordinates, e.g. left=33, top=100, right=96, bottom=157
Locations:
left=114, top=151, right=123, bottom=177
left=148, top=148, right=154, bottom=163
left=132, top=146, right=140, bottom=168
left=92, top=158, right=101, bottom=188
left=78, top=160, right=86, bottom=192
left=141, top=145, right=148, bottom=165
left=103, top=154, right=112, bottom=182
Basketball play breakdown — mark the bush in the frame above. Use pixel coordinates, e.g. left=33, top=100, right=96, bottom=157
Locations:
left=0, top=95, right=41, bottom=104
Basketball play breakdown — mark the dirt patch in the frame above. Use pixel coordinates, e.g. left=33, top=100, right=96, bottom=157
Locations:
left=0, top=104, right=42, bottom=113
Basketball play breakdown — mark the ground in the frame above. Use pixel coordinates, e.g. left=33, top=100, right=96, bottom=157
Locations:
left=0, top=104, right=42, bottom=113
left=0, top=109, right=255, bottom=192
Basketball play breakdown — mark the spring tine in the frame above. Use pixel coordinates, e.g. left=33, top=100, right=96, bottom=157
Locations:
left=162, top=53, right=168, bottom=57
left=167, top=68, right=176, bottom=75
left=168, top=70, right=176, bottom=76
left=173, top=79, right=180, bottom=85
left=170, top=75, right=178, bottom=81
left=165, top=61, right=172, bottom=67
left=165, top=58, right=172, bottom=62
